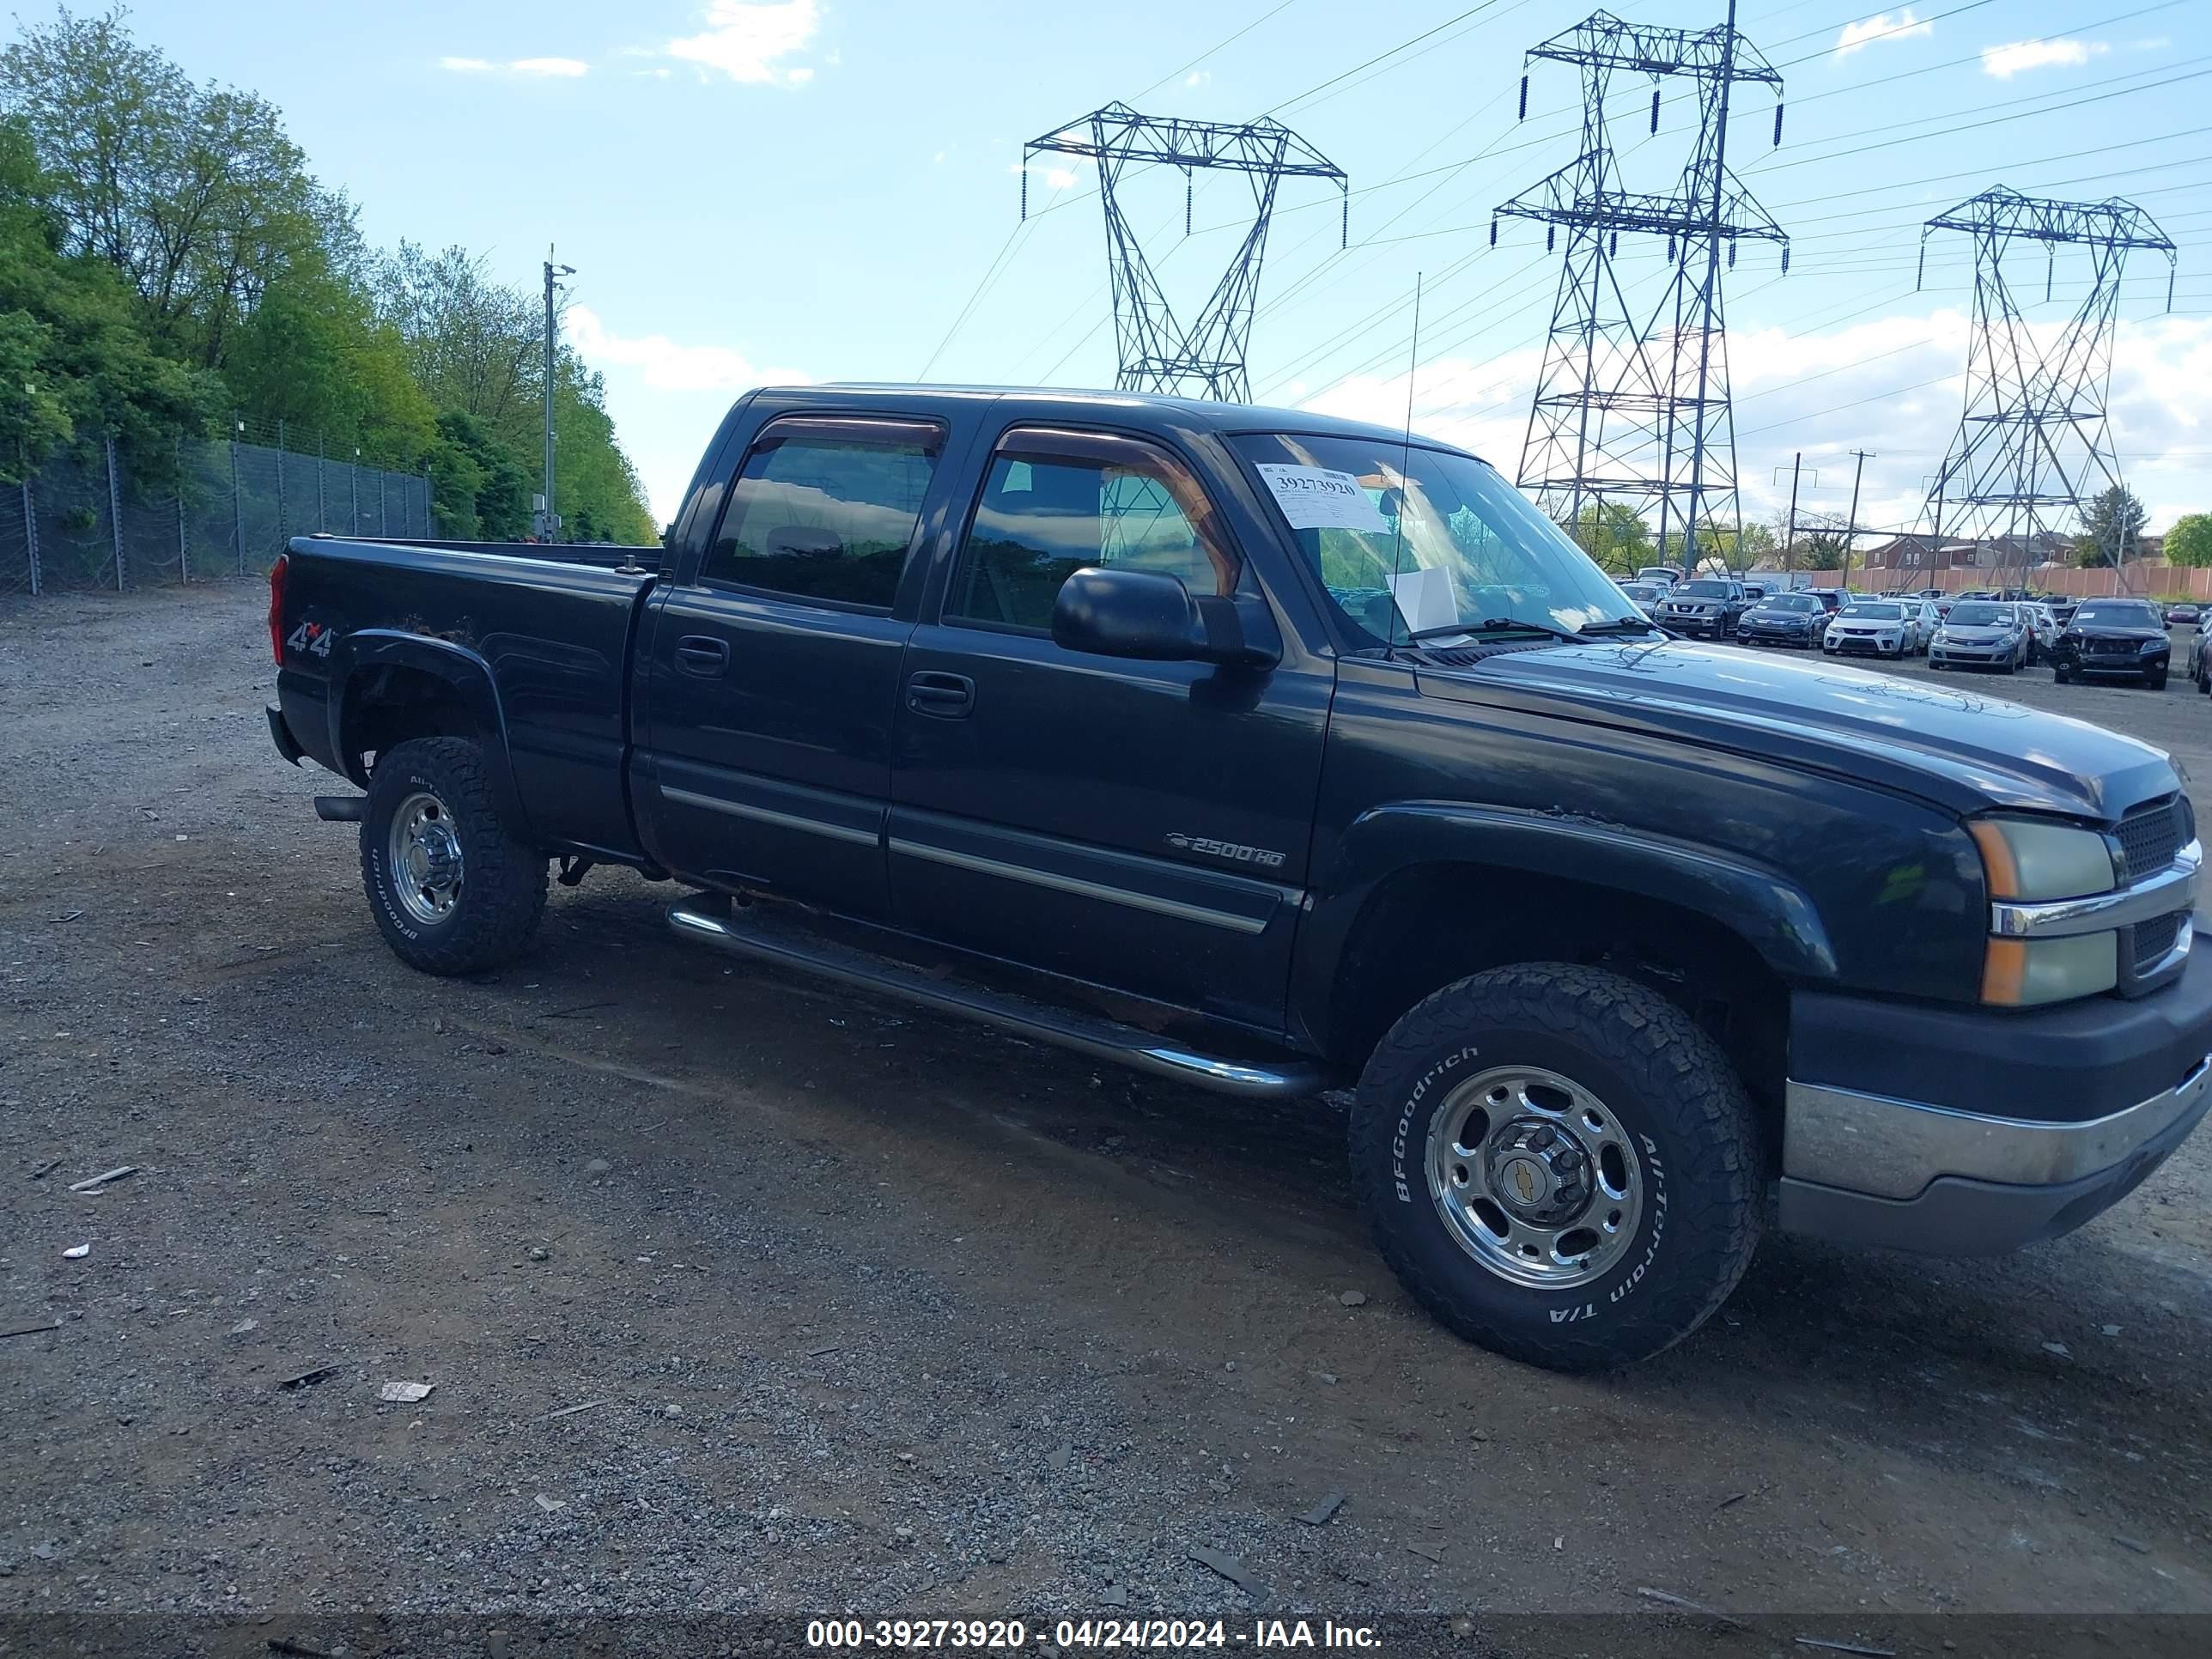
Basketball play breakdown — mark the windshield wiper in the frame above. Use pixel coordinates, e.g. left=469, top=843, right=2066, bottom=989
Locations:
left=1577, top=617, right=1661, bottom=635
left=1402, top=616, right=1591, bottom=646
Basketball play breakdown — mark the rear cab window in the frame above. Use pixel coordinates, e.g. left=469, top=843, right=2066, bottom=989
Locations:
left=702, top=416, right=945, bottom=610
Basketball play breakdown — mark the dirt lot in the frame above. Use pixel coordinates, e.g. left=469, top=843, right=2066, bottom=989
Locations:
left=3, top=584, right=2209, bottom=1633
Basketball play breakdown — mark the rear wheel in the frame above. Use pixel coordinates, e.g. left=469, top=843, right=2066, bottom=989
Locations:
left=1348, top=963, right=1763, bottom=1371
left=362, top=737, right=547, bottom=975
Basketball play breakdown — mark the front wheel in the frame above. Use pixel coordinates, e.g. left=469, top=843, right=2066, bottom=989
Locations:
left=1348, top=963, right=1764, bottom=1372
left=362, top=736, right=548, bottom=975
left=2148, top=667, right=2169, bottom=690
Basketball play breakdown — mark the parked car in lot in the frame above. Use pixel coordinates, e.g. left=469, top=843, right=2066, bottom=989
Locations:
left=2190, top=625, right=2212, bottom=693
left=1928, top=600, right=2031, bottom=672
left=2021, top=601, right=2059, bottom=664
left=1616, top=579, right=1667, bottom=623
left=2052, top=598, right=2172, bottom=689
left=261, top=383, right=2212, bottom=1373
left=1822, top=599, right=1917, bottom=659
left=1658, top=576, right=1750, bottom=639
left=2166, top=602, right=2200, bottom=628
left=1635, top=564, right=1686, bottom=588
left=1735, top=590, right=1827, bottom=647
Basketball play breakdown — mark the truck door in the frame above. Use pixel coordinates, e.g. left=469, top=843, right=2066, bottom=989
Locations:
left=638, top=413, right=954, bottom=919
left=887, top=424, right=1332, bottom=1032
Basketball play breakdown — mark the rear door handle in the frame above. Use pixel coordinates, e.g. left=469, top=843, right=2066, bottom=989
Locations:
left=906, top=671, right=975, bottom=719
left=674, top=635, right=730, bottom=678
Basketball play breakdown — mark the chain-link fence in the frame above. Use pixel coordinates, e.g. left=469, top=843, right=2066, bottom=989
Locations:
left=0, top=421, right=432, bottom=598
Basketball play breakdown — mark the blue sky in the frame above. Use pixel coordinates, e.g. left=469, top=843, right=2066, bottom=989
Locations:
left=118, top=0, right=2212, bottom=536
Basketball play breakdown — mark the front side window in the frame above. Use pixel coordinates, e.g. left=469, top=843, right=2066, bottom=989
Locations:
left=1229, top=432, right=1641, bottom=645
left=945, top=428, right=1236, bottom=632
left=702, top=416, right=944, bottom=609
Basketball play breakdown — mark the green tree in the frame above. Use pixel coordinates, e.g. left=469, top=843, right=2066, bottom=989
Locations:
left=1569, top=501, right=1652, bottom=572
left=2075, top=483, right=2148, bottom=568
left=0, top=113, right=215, bottom=482
left=2161, top=512, right=2212, bottom=569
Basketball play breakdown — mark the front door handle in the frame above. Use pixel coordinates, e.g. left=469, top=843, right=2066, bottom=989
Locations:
left=674, top=635, right=730, bottom=678
left=906, top=671, right=975, bottom=719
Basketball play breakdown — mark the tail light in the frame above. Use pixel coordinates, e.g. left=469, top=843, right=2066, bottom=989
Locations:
left=268, top=552, right=289, bottom=665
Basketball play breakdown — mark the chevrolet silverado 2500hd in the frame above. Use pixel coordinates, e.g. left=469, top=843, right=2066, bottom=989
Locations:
left=264, top=385, right=2212, bottom=1370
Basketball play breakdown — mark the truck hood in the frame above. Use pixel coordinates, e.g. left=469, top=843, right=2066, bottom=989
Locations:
left=1415, top=637, right=2176, bottom=821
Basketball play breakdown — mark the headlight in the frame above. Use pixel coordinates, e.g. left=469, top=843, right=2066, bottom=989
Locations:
left=1981, top=934, right=2119, bottom=1006
left=1970, top=817, right=2117, bottom=901
left=1970, top=817, right=2123, bottom=1006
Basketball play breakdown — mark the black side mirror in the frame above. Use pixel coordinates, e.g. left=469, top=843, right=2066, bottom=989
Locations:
left=1051, top=567, right=1278, bottom=669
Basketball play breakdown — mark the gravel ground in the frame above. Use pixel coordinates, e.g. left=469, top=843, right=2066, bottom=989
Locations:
left=2, top=584, right=2209, bottom=1629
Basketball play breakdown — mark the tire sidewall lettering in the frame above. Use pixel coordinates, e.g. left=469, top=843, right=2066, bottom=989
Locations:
left=1399, top=1054, right=1673, bottom=1326
left=1392, top=1045, right=1480, bottom=1204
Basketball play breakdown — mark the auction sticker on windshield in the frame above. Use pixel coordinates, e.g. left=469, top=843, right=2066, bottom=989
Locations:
left=1255, top=465, right=1390, bottom=532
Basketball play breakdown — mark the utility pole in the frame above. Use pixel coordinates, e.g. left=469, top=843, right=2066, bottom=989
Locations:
left=1778, top=453, right=1803, bottom=574
left=540, top=248, right=574, bottom=541
left=1839, top=448, right=1872, bottom=592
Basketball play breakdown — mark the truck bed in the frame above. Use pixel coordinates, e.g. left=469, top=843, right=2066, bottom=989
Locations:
left=275, top=535, right=659, bottom=860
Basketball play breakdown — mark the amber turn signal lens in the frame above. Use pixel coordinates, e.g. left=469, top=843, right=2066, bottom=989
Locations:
left=1968, top=818, right=2020, bottom=900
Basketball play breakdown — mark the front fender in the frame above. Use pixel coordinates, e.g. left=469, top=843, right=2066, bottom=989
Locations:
left=326, top=630, right=530, bottom=838
left=1291, top=801, right=1838, bottom=1045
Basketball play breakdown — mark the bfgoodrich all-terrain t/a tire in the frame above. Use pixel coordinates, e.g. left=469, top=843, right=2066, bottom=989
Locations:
left=361, top=737, right=547, bottom=975
left=1349, top=963, right=1763, bottom=1372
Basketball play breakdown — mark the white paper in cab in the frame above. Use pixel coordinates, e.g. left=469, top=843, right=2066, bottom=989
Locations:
left=1388, top=567, right=1460, bottom=634
left=1254, top=465, right=1390, bottom=533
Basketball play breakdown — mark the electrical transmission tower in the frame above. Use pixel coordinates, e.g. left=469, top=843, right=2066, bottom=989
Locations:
left=1917, top=186, right=2177, bottom=588
left=1495, top=1, right=1786, bottom=568
left=1024, top=102, right=1346, bottom=402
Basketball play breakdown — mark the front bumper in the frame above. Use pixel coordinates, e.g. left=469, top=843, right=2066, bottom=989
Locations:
left=2064, top=650, right=2166, bottom=678
left=1826, top=634, right=1903, bottom=656
left=1738, top=626, right=1813, bottom=647
left=1929, top=640, right=2012, bottom=664
left=1663, top=614, right=1729, bottom=637
left=1779, top=941, right=2212, bottom=1253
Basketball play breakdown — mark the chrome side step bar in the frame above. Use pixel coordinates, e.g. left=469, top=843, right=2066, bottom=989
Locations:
left=667, top=903, right=1328, bottom=1101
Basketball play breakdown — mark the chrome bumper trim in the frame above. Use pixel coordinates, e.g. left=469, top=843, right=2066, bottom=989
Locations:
left=1990, top=840, right=2199, bottom=939
left=1784, top=1051, right=2212, bottom=1200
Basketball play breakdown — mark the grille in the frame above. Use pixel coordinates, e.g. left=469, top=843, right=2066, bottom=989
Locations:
left=2118, top=798, right=2185, bottom=881
left=2131, top=911, right=2185, bottom=971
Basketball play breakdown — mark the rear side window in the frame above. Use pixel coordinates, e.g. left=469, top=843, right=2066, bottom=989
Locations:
left=945, top=427, right=1236, bottom=632
left=702, top=416, right=944, bottom=609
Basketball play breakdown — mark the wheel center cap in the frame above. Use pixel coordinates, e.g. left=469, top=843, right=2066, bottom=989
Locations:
left=1497, top=1153, right=1553, bottom=1208
left=1489, top=1120, right=1595, bottom=1224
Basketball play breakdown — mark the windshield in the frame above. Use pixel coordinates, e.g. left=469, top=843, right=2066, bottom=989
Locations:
left=1759, top=594, right=1820, bottom=612
left=1839, top=602, right=1904, bottom=620
left=1619, top=581, right=1659, bottom=600
left=1674, top=580, right=1730, bottom=598
left=1231, top=433, right=1644, bottom=643
left=2075, top=602, right=2159, bottom=627
left=1946, top=603, right=2014, bottom=626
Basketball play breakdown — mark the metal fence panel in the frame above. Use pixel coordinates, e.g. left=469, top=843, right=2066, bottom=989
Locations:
left=0, top=430, right=433, bottom=599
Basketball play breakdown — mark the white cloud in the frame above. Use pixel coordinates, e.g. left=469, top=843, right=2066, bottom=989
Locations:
left=439, top=55, right=587, bottom=77
left=567, top=305, right=809, bottom=395
left=1981, top=39, right=2109, bottom=78
left=1011, top=159, right=1083, bottom=191
left=1183, top=70, right=1211, bottom=88
left=1836, top=10, right=1932, bottom=58
left=665, top=0, right=820, bottom=86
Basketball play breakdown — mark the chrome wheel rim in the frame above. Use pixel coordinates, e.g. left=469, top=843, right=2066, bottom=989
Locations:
left=388, top=791, right=464, bottom=927
left=1425, top=1065, right=1644, bottom=1289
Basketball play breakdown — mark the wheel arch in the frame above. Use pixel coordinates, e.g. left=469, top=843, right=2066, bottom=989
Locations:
left=1297, top=806, right=1834, bottom=1143
left=328, top=631, right=532, bottom=841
